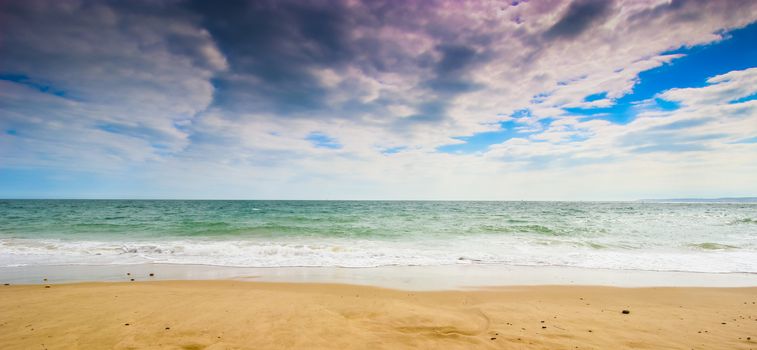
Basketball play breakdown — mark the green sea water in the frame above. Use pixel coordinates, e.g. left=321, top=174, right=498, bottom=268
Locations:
left=0, top=200, right=755, bottom=272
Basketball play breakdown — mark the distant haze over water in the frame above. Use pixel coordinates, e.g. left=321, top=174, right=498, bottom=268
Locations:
left=1, top=200, right=756, bottom=273
left=640, top=197, right=757, bottom=203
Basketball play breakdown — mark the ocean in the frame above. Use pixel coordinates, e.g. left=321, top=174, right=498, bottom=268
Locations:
left=0, top=200, right=755, bottom=273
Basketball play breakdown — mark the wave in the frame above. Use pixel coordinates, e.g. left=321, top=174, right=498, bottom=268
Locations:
left=2, top=237, right=756, bottom=274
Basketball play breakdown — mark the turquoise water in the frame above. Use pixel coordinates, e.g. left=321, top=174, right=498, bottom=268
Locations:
left=0, top=200, right=755, bottom=272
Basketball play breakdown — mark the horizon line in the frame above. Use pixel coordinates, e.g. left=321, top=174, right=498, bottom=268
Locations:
left=2, top=197, right=756, bottom=202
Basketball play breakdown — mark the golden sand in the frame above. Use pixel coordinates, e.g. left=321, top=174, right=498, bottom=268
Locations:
left=0, top=281, right=755, bottom=349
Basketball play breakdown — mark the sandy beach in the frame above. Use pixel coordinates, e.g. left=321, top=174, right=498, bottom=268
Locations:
left=1, top=281, right=755, bottom=349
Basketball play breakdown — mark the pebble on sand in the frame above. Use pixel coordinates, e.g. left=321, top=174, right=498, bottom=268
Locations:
left=149, top=273, right=155, bottom=277
left=44, top=285, right=50, bottom=288
left=622, top=310, right=630, bottom=314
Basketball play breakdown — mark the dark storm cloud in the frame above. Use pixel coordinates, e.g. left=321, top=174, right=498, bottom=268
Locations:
left=425, top=44, right=484, bottom=94
left=180, top=0, right=488, bottom=123
left=0, top=0, right=490, bottom=132
left=435, top=45, right=477, bottom=74
left=544, top=0, right=613, bottom=40
left=626, top=0, right=754, bottom=29
left=394, top=42, right=489, bottom=130
left=186, top=0, right=357, bottom=116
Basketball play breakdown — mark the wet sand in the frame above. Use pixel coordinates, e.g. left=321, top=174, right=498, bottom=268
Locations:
left=1, top=280, right=756, bottom=349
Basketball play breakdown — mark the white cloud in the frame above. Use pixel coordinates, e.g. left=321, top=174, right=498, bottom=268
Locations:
left=1, top=0, right=756, bottom=199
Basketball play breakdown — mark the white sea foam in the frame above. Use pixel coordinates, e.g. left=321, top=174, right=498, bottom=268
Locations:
left=1, top=236, right=756, bottom=273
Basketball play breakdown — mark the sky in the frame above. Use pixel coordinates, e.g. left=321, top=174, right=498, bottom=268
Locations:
left=0, top=0, right=756, bottom=200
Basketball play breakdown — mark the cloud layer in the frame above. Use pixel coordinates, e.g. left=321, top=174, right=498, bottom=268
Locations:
left=1, top=0, right=756, bottom=199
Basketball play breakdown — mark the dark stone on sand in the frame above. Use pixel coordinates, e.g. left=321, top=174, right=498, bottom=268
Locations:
left=3, top=283, right=9, bottom=286
left=44, top=285, right=50, bottom=288
left=722, top=322, right=727, bottom=325
left=165, top=327, right=170, bottom=330
left=130, top=279, right=135, bottom=281
left=540, top=320, right=545, bottom=323
left=149, top=273, right=154, bottom=277
left=542, top=326, right=547, bottom=329
left=43, top=278, right=47, bottom=281
left=622, top=310, right=630, bottom=314
left=124, top=323, right=130, bottom=326
left=127, top=273, right=131, bottom=276
left=490, top=337, right=496, bottom=340
left=747, top=337, right=751, bottom=340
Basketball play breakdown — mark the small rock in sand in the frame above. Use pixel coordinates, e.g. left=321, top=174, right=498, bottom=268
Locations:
left=130, top=278, right=135, bottom=282
left=490, top=337, right=496, bottom=340
left=149, top=273, right=154, bottom=277
left=44, top=285, right=50, bottom=288
left=622, top=310, right=630, bottom=314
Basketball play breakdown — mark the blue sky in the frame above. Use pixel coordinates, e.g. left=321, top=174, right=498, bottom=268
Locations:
left=439, top=23, right=757, bottom=154
left=1, top=0, right=756, bottom=200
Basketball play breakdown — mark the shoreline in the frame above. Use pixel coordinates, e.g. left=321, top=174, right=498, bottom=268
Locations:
left=1, top=280, right=755, bottom=349
left=2, top=263, right=757, bottom=290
